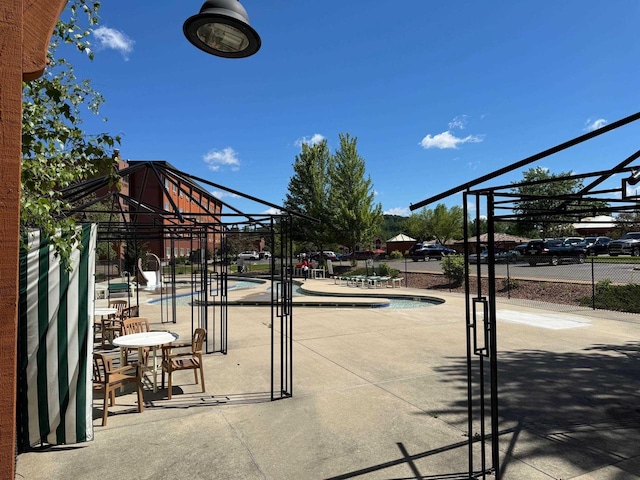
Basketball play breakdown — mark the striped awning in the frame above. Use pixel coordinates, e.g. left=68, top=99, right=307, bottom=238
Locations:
left=17, top=224, right=96, bottom=449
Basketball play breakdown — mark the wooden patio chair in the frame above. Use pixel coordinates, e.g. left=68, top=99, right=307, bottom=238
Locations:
left=121, top=304, right=139, bottom=319
left=161, top=328, right=206, bottom=399
left=100, top=299, right=129, bottom=347
left=122, top=317, right=151, bottom=365
left=92, top=352, right=143, bottom=426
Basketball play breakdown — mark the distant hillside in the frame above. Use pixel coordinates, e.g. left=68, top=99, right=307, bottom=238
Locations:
left=381, top=214, right=408, bottom=241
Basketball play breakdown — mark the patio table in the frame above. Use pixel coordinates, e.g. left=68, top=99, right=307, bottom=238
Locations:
left=113, top=331, right=179, bottom=393
left=310, top=268, right=325, bottom=279
left=94, top=307, right=119, bottom=346
left=94, top=307, right=118, bottom=316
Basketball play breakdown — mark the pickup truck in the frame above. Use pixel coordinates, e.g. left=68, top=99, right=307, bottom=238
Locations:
left=607, top=232, right=640, bottom=256
left=523, top=239, right=587, bottom=266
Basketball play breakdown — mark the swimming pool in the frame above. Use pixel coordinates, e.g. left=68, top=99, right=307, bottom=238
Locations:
left=147, top=280, right=262, bottom=305
left=292, top=285, right=439, bottom=309
left=147, top=279, right=439, bottom=309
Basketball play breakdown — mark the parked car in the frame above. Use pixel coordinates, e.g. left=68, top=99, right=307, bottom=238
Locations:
left=607, top=232, right=640, bottom=256
left=514, top=243, right=529, bottom=255
left=237, top=251, right=259, bottom=260
left=341, top=250, right=375, bottom=260
left=583, top=236, right=612, bottom=256
left=468, top=248, right=521, bottom=264
left=409, top=243, right=456, bottom=261
left=259, top=251, right=271, bottom=259
left=310, top=251, right=337, bottom=261
left=522, top=239, right=586, bottom=266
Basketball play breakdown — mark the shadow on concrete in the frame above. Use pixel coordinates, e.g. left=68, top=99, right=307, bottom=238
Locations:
left=431, top=341, right=640, bottom=478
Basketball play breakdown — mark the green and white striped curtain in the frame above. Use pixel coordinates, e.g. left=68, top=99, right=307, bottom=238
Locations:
left=17, top=224, right=96, bottom=449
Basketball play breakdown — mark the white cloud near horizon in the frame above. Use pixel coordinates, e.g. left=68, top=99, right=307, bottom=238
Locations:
left=204, top=147, right=240, bottom=171
left=93, top=26, right=134, bottom=60
left=584, top=118, right=607, bottom=132
left=384, top=207, right=410, bottom=216
left=420, top=131, right=483, bottom=149
left=295, top=133, right=326, bottom=147
left=263, top=207, right=282, bottom=215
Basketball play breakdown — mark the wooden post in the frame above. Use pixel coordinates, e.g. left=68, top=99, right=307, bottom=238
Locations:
left=0, top=3, right=25, bottom=477
left=0, top=0, right=23, bottom=478
left=0, top=1, right=66, bottom=477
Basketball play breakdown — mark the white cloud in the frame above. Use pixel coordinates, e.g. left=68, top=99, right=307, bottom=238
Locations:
left=263, top=207, right=282, bottom=215
left=204, top=147, right=240, bottom=171
left=93, top=26, right=134, bottom=60
left=419, top=131, right=483, bottom=150
left=384, top=207, right=410, bottom=216
left=448, top=115, right=469, bottom=130
left=295, top=133, right=326, bottom=147
left=584, top=118, right=607, bottom=132
left=211, top=190, right=239, bottom=199
left=466, top=160, right=481, bottom=170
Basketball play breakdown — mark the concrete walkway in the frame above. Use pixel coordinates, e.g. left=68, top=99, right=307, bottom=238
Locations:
left=16, top=278, right=640, bottom=479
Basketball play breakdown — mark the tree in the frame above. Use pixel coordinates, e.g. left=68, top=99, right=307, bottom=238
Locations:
left=510, top=167, right=608, bottom=238
left=424, top=204, right=464, bottom=245
left=611, top=211, right=640, bottom=237
left=403, top=203, right=463, bottom=244
left=329, top=133, right=383, bottom=255
left=380, top=214, right=407, bottom=241
left=283, top=140, right=333, bottom=252
left=402, top=209, right=429, bottom=241
left=21, top=0, right=120, bottom=266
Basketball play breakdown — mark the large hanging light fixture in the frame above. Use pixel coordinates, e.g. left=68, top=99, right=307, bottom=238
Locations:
left=183, top=0, right=261, bottom=58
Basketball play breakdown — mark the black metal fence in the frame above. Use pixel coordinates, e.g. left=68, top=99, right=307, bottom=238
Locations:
left=478, top=257, right=640, bottom=315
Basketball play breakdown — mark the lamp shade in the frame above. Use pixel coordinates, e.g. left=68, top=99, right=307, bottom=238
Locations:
left=183, top=0, right=261, bottom=58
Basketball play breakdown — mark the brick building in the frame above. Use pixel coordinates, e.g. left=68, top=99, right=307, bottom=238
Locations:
left=126, top=160, right=223, bottom=261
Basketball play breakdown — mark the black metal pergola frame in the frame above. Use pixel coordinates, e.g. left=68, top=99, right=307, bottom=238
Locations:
left=60, top=160, right=315, bottom=401
left=411, top=110, right=640, bottom=479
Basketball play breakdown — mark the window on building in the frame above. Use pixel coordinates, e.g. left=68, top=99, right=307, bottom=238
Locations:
left=164, top=202, right=169, bottom=211
left=166, top=247, right=171, bottom=259
left=174, top=247, right=178, bottom=257
left=180, top=248, right=184, bottom=257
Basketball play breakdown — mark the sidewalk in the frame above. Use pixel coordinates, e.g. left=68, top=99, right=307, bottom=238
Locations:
left=16, top=279, right=640, bottom=479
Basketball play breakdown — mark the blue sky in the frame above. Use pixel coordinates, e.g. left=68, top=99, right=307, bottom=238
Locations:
left=69, top=1, right=640, bottom=217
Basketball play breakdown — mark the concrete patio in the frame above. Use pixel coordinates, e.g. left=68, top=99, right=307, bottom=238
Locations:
left=15, top=278, right=640, bottom=479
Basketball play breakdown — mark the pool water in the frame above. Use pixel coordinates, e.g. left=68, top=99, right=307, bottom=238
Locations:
left=147, top=280, right=261, bottom=305
left=148, top=280, right=438, bottom=309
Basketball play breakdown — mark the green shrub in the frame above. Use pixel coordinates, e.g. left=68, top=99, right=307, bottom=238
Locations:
left=376, top=263, right=390, bottom=276
left=441, top=255, right=465, bottom=285
left=595, top=279, right=612, bottom=294
left=390, top=250, right=403, bottom=260
left=579, top=282, right=640, bottom=313
left=502, top=278, right=519, bottom=290
left=377, top=263, right=399, bottom=277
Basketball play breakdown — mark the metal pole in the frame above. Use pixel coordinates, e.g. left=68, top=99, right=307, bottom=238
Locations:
left=591, top=258, right=596, bottom=310
left=487, top=193, right=500, bottom=479
left=463, top=192, right=474, bottom=476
